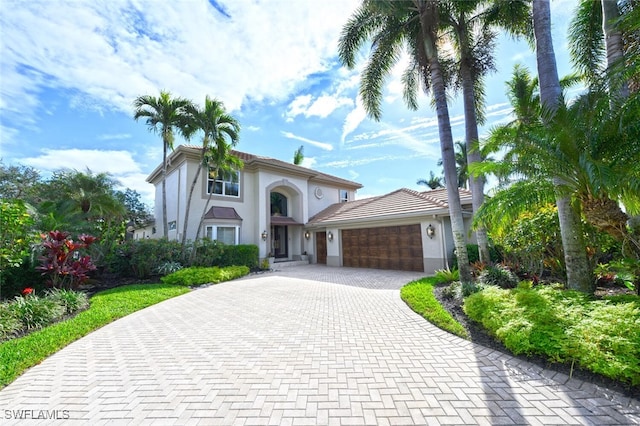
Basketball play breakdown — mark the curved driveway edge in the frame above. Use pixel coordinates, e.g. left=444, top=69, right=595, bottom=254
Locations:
left=0, top=266, right=638, bottom=425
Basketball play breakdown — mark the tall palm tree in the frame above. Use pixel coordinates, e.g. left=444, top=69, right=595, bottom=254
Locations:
left=440, top=0, right=530, bottom=264
left=339, top=0, right=472, bottom=281
left=133, top=91, right=192, bottom=238
left=293, top=145, right=304, bottom=166
left=437, top=141, right=469, bottom=189
left=568, top=0, right=635, bottom=97
left=194, top=142, right=244, bottom=243
left=532, top=0, right=592, bottom=292
left=181, top=97, right=241, bottom=246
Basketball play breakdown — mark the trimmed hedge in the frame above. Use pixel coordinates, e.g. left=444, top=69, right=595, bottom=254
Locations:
left=160, top=265, right=250, bottom=287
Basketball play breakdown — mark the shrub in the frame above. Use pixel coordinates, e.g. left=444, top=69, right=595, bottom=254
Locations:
left=478, top=264, right=519, bottom=289
left=464, top=285, right=640, bottom=385
left=160, top=265, right=250, bottom=287
left=45, top=289, right=89, bottom=315
left=453, top=244, right=502, bottom=267
left=156, top=261, right=183, bottom=276
left=36, top=231, right=97, bottom=289
left=220, top=244, right=259, bottom=269
left=0, top=304, right=21, bottom=341
left=189, top=239, right=224, bottom=267
left=9, top=295, right=65, bottom=331
left=433, top=267, right=459, bottom=284
left=115, top=239, right=184, bottom=278
left=0, top=256, right=45, bottom=300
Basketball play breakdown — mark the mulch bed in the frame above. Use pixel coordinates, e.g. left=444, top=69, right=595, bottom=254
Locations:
left=432, top=283, right=640, bottom=400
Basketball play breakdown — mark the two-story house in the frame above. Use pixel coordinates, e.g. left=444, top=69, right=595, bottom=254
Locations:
left=143, top=145, right=475, bottom=274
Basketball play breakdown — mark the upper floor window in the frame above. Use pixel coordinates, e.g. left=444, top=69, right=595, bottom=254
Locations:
left=270, top=192, right=288, bottom=216
left=208, top=168, right=240, bottom=197
left=340, top=189, right=349, bottom=203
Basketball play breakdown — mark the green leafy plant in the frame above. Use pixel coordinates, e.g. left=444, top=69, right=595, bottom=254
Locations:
left=464, top=285, right=640, bottom=385
left=156, top=261, right=183, bottom=276
left=595, top=259, right=639, bottom=292
left=433, top=267, right=459, bottom=284
left=45, top=288, right=89, bottom=315
left=160, top=265, right=250, bottom=287
left=260, top=258, right=271, bottom=270
left=0, top=304, right=21, bottom=341
left=8, top=294, right=65, bottom=331
left=401, top=278, right=468, bottom=339
left=0, top=200, right=36, bottom=273
left=36, top=231, right=97, bottom=290
left=478, top=264, right=519, bottom=289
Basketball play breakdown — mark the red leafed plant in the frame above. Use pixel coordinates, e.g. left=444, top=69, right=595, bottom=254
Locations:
left=21, top=287, right=34, bottom=296
left=36, top=230, right=98, bottom=290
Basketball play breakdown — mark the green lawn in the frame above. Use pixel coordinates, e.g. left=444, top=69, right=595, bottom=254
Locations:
left=400, top=277, right=469, bottom=339
left=0, top=283, right=190, bottom=388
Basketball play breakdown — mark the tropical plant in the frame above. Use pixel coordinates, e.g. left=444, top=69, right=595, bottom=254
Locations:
left=417, top=171, right=444, bottom=190
left=0, top=200, right=35, bottom=274
left=338, top=0, right=471, bottom=281
left=133, top=91, right=193, bottom=238
left=36, top=231, right=97, bottom=290
left=181, top=97, right=241, bottom=247
left=439, top=0, right=531, bottom=264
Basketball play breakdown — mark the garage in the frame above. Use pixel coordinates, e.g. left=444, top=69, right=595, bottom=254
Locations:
left=342, top=224, right=423, bottom=272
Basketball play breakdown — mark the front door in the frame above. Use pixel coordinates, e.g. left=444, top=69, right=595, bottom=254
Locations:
left=272, top=225, right=288, bottom=259
left=316, top=231, right=327, bottom=264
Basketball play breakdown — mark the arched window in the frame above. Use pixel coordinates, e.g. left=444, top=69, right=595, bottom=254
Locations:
left=270, top=192, right=288, bottom=216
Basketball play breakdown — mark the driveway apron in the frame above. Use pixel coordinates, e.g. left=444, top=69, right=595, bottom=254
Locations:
left=0, top=266, right=638, bottom=425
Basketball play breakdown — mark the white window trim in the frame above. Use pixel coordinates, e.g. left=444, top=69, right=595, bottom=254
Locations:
left=207, top=169, right=240, bottom=198
left=205, top=225, right=240, bottom=245
left=339, top=189, right=349, bottom=203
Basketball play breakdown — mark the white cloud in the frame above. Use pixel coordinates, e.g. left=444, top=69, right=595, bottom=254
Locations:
left=341, top=96, right=367, bottom=142
left=281, top=131, right=333, bottom=151
left=285, top=94, right=353, bottom=121
left=1, top=0, right=361, bottom=125
left=98, top=133, right=132, bottom=140
left=246, top=125, right=260, bottom=132
left=22, top=148, right=141, bottom=174
left=300, top=157, right=317, bottom=169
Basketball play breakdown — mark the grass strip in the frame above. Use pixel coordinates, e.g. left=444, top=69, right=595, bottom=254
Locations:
left=0, top=283, right=189, bottom=388
left=401, top=277, right=469, bottom=339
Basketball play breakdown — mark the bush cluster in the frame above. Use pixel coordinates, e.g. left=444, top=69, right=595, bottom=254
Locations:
left=160, top=265, right=250, bottom=287
left=109, top=239, right=258, bottom=279
left=0, top=289, right=89, bottom=341
left=477, top=264, right=519, bottom=289
left=463, top=285, right=640, bottom=386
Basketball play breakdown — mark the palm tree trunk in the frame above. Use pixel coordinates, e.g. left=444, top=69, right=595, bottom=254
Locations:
left=534, top=0, right=592, bottom=292
left=181, top=162, right=202, bottom=247
left=460, top=51, right=490, bottom=264
left=601, top=0, right=630, bottom=99
left=416, top=0, right=472, bottom=282
left=161, top=139, right=169, bottom=238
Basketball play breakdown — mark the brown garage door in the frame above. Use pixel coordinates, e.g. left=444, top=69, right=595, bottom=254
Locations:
left=316, top=231, right=327, bottom=264
left=342, top=225, right=423, bottom=272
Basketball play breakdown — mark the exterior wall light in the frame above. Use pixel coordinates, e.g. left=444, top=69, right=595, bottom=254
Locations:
left=426, top=224, right=435, bottom=239
left=327, top=231, right=334, bottom=242
left=261, top=230, right=268, bottom=241
left=304, top=230, right=311, bottom=240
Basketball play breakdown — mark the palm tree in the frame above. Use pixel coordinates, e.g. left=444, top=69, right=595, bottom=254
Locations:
left=417, top=171, right=444, bottom=189
left=437, top=141, right=469, bottom=189
left=568, top=0, right=633, bottom=98
left=181, top=97, right=241, bottom=246
left=440, top=0, right=530, bottom=264
left=194, top=142, right=244, bottom=242
left=531, top=0, right=592, bottom=292
left=133, top=91, right=192, bottom=238
left=339, top=0, right=472, bottom=281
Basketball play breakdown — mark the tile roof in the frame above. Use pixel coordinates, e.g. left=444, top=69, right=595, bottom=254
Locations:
left=307, top=188, right=474, bottom=226
left=203, top=206, right=242, bottom=220
left=164, top=145, right=361, bottom=189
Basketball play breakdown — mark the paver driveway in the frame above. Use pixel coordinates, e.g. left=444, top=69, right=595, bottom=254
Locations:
left=0, top=265, right=638, bottom=425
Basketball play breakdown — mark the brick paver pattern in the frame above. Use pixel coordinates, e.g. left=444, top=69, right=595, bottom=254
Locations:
left=0, top=265, right=638, bottom=425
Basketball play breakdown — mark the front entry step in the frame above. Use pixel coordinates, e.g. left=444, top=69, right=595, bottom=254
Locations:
left=272, top=260, right=309, bottom=269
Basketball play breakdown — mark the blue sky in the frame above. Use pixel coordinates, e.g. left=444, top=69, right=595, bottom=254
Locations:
left=0, top=0, right=578, bottom=206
